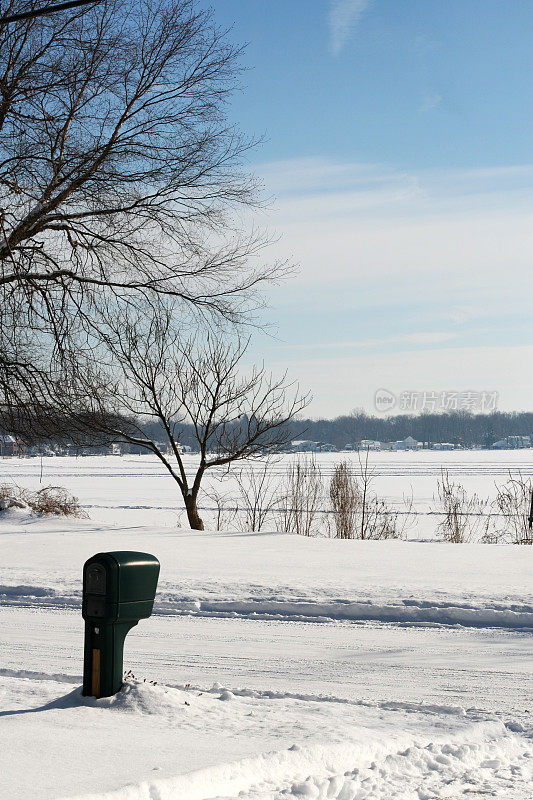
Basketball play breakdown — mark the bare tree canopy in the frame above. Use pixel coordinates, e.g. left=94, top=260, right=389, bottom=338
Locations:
left=0, top=0, right=285, bottom=436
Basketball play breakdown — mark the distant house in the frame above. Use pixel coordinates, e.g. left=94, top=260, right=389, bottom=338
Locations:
left=291, top=440, right=337, bottom=453
left=392, top=436, right=420, bottom=451
left=431, top=442, right=456, bottom=451
left=164, top=440, right=193, bottom=456
left=492, top=435, right=531, bottom=449
left=0, top=434, right=19, bottom=457
left=317, top=442, right=338, bottom=452
left=291, top=440, right=316, bottom=452
left=492, top=439, right=507, bottom=449
left=359, top=440, right=381, bottom=451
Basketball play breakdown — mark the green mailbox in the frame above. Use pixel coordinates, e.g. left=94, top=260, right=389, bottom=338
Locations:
left=82, top=551, right=160, bottom=698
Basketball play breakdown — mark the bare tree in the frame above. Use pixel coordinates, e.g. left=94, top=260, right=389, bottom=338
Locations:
left=0, top=0, right=286, bottom=438
left=90, top=309, right=308, bottom=529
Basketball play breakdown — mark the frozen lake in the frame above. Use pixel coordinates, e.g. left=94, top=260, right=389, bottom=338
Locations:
left=1, top=449, right=533, bottom=537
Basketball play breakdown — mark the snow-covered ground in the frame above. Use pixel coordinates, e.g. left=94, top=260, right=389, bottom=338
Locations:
left=0, top=453, right=532, bottom=799
left=2, top=449, right=533, bottom=535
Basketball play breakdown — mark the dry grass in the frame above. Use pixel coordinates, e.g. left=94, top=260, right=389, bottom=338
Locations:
left=434, top=470, right=491, bottom=543
left=328, top=454, right=411, bottom=540
left=329, top=460, right=359, bottom=539
left=492, top=472, right=533, bottom=545
left=278, top=456, right=324, bottom=536
left=434, top=469, right=533, bottom=545
left=0, top=483, right=87, bottom=517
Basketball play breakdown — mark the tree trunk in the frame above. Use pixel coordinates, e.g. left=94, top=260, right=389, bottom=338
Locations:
left=184, top=494, right=204, bottom=530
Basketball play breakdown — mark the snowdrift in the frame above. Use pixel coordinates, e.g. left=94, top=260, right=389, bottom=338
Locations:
left=1, top=673, right=531, bottom=800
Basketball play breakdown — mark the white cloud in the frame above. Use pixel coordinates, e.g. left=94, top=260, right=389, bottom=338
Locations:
left=255, top=157, right=533, bottom=307
left=277, top=331, right=458, bottom=351
left=422, top=92, right=442, bottom=111
left=245, top=157, right=533, bottom=415
left=329, top=0, right=370, bottom=55
left=270, top=345, right=533, bottom=418
left=259, top=157, right=533, bottom=205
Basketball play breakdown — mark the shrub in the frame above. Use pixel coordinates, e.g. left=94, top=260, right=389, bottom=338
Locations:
left=234, top=460, right=279, bottom=532
left=28, top=486, right=87, bottom=517
left=0, top=483, right=28, bottom=510
left=0, top=484, right=87, bottom=517
left=278, top=456, right=324, bottom=536
left=329, top=460, right=359, bottom=539
left=204, top=484, right=239, bottom=531
left=434, top=470, right=491, bottom=543
left=328, top=453, right=412, bottom=540
left=492, top=472, right=533, bottom=545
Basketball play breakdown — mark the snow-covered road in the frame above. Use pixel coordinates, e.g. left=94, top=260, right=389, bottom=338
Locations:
left=0, top=607, right=531, bottom=715
left=1, top=606, right=532, bottom=800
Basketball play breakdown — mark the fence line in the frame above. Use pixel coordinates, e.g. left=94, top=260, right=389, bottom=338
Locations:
left=195, top=505, right=526, bottom=519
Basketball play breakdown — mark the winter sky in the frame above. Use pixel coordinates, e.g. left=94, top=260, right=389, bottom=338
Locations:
left=211, top=1, right=533, bottom=418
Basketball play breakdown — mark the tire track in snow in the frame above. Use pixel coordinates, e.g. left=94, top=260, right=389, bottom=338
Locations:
left=2, top=584, right=532, bottom=629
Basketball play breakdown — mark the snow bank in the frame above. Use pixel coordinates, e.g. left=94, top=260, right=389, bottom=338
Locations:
left=2, top=582, right=532, bottom=627
left=66, top=723, right=533, bottom=800
left=1, top=523, right=531, bottom=629
left=2, top=673, right=531, bottom=800
left=153, top=595, right=533, bottom=628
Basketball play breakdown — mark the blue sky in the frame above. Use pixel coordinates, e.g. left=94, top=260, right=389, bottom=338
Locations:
left=209, top=1, right=533, bottom=417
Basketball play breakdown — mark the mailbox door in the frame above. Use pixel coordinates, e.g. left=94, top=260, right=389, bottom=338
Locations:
left=111, top=552, right=160, bottom=603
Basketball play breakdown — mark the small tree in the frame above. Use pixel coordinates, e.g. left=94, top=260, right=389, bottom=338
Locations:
left=234, top=459, right=280, bottom=532
left=94, top=310, right=307, bottom=529
left=204, top=482, right=239, bottom=532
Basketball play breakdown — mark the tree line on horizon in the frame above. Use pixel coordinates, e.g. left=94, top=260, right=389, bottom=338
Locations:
left=134, top=409, right=533, bottom=451
left=291, top=410, right=533, bottom=449
left=5, top=409, right=533, bottom=452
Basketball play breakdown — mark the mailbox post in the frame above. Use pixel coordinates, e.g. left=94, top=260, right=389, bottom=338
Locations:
left=82, top=551, right=160, bottom=698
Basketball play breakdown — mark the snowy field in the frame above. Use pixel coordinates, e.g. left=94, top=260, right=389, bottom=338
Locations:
left=0, top=453, right=532, bottom=799
left=2, top=449, right=533, bottom=535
